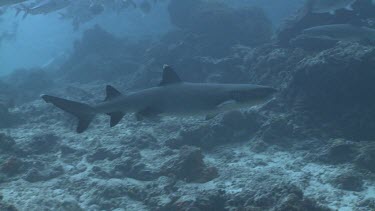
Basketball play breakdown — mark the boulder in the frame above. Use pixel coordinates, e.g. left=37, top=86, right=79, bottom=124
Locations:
left=161, top=146, right=218, bottom=183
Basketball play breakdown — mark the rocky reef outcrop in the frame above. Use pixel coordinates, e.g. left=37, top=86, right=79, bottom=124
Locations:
left=168, top=0, right=272, bottom=48
left=58, top=25, right=149, bottom=83
left=286, top=42, right=375, bottom=140
left=2, top=1, right=375, bottom=210
left=127, top=0, right=274, bottom=87
left=276, top=0, right=375, bottom=48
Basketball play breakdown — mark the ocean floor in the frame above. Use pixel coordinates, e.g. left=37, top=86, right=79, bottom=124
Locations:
left=1, top=83, right=374, bottom=211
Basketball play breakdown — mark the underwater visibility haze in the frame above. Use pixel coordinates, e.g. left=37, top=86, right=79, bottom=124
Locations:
left=1, top=0, right=375, bottom=210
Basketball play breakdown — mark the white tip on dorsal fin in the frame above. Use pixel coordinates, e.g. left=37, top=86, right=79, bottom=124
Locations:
left=159, top=64, right=182, bottom=86
left=105, top=85, right=122, bottom=101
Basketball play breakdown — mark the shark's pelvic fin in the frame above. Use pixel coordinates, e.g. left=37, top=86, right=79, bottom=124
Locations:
left=77, top=116, right=94, bottom=133
left=107, top=111, right=125, bottom=127
left=105, top=85, right=122, bottom=101
left=41, top=95, right=96, bottom=133
left=104, top=85, right=125, bottom=127
left=159, top=64, right=182, bottom=86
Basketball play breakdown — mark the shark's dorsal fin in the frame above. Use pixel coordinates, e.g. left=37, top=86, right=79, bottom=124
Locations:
left=159, top=64, right=182, bottom=86
left=105, top=85, right=122, bottom=101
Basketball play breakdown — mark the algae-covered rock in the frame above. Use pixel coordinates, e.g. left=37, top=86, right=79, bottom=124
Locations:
left=331, top=172, right=364, bottom=192
left=276, top=0, right=375, bottom=46
left=161, top=146, right=218, bottom=183
left=287, top=43, right=375, bottom=139
left=355, top=144, right=375, bottom=172
left=0, top=133, right=15, bottom=151
left=167, top=111, right=264, bottom=150
left=59, top=25, right=144, bottom=83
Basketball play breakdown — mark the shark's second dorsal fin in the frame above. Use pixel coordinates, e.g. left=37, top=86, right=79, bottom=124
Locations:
left=159, top=64, right=182, bottom=86
left=105, top=85, right=122, bottom=101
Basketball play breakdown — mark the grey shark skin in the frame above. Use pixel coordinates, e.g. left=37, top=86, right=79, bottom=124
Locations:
left=310, top=0, right=356, bottom=14
left=302, top=24, right=375, bottom=42
left=42, top=65, right=277, bottom=133
left=311, top=0, right=375, bottom=14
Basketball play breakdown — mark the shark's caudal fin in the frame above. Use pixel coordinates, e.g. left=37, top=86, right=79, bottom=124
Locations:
left=41, top=95, right=96, bottom=133
left=104, top=85, right=125, bottom=127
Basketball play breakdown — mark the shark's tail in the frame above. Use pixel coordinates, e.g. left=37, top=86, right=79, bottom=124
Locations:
left=41, top=95, right=96, bottom=133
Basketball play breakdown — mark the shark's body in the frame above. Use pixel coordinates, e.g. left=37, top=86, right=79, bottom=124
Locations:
left=42, top=65, right=276, bottom=133
left=98, top=83, right=273, bottom=114
left=302, top=24, right=375, bottom=42
left=310, top=0, right=356, bottom=14
left=311, top=0, right=375, bottom=14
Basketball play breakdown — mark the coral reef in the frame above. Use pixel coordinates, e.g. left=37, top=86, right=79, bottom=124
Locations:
left=166, top=110, right=263, bottom=150
left=5, top=68, right=55, bottom=103
left=275, top=0, right=375, bottom=47
left=0, top=133, right=15, bottom=151
left=160, top=146, right=218, bottom=183
left=58, top=25, right=148, bottom=83
left=168, top=0, right=272, bottom=47
left=286, top=42, right=375, bottom=139
left=0, top=194, right=17, bottom=211
left=2, top=3, right=375, bottom=210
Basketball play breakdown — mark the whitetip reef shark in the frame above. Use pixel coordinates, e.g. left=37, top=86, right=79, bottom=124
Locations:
left=42, top=65, right=277, bottom=133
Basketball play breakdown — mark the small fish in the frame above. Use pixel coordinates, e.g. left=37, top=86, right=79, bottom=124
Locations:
left=302, top=24, right=375, bottom=42
left=310, top=0, right=357, bottom=15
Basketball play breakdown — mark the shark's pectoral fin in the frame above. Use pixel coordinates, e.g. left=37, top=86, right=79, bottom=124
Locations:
left=107, top=111, right=125, bottom=127
left=77, top=117, right=94, bottom=133
left=135, top=107, right=161, bottom=121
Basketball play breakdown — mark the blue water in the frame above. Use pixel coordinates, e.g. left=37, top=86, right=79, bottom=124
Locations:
left=0, top=0, right=300, bottom=75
